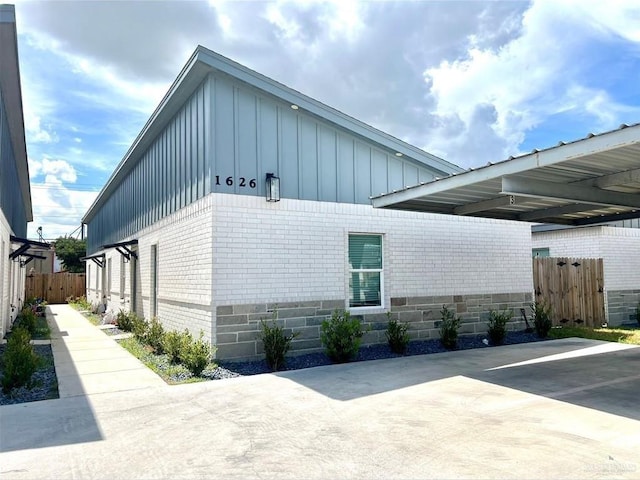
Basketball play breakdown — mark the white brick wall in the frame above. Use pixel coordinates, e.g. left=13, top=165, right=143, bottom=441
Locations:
left=1, top=210, right=11, bottom=337
left=532, top=226, right=640, bottom=290
left=0, top=209, right=24, bottom=337
left=212, top=194, right=533, bottom=306
left=88, top=195, right=215, bottom=341
left=88, top=192, right=534, bottom=345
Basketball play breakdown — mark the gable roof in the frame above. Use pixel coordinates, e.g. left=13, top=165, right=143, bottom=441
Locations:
left=372, top=123, right=640, bottom=226
left=83, top=46, right=462, bottom=222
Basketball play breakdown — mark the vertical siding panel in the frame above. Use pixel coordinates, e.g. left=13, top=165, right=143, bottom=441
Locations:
left=192, top=89, right=200, bottom=200
left=260, top=100, right=278, bottom=193
left=232, top=86, right=239, bottom=195
left=179, top=110, right=185, bottom=209
left=388, top=156, right=404, bottom=192
left=318, top=126, right=337, bottom=202
left=355, top=142, right=371, bottom=204
left=214, top=77, right=234, bottom=194
left=403, top=162, right=419, bottom=188
left=203, top=76, right=211, bottom=194
left=279, top=108, right=298, bottom=198
left=371, top=150, right=387, bottom=197
left=299, top=117, right=318, bottom=200
left=337, top=134, right=354, bottom=203
left=185, top=98, right=192, bottom=204
left=237, top=89, right=257, bottom=196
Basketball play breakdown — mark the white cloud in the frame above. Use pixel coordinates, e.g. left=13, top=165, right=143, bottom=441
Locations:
left=421, top=0, right=640, bottom=166
left=30, top=158, right=77, bottom=183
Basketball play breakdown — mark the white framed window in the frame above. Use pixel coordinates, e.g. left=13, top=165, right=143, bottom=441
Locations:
left=348, top=234, right=383, bottom=309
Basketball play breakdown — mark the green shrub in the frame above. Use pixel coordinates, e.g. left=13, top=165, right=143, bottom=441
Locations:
left=163, top=329, right=191, bottom=364
left=487, top=310, right=511, bottom=346
left=69, top=295, right=92, bottom=311
left=1, top=327, right=39, bottom=394
left=130, top=314, right=148, bottom=342
left=321, top=310, right=366, bottom=363
left=181, top=332, right=213, bottom=376
left=116, top=309, right=133, bottom=332
left=259, top=314, right=299, bottom=371
left=15, top=308, right=37, bottom=336
left=386, top=313, right=410, bottom=354
left=145, top=317, right=165, bottom=354
left=531, top=301, right=553, bottom=338
left=439, top=305, right=461, bottom=350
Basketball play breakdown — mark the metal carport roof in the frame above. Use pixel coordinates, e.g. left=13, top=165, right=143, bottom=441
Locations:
left=372, top=123, right=640, bottom=225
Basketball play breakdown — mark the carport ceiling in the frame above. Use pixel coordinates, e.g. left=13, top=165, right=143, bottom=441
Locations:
left=372, top=123, right=640, bottom=225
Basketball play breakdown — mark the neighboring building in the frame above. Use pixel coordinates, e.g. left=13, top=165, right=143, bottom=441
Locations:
left=0, top=4, right=43, bottom=337
left=83, top=46, right=534, bottom=361
left=532, top=223, right=640, bottom=326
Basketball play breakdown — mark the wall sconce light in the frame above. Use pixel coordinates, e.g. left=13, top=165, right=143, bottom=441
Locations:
left=265, top=173, right=280, bottom=202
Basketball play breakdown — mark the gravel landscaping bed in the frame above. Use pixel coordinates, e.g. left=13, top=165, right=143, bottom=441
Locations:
left=220, top=330, right=548, bottom=376
left=0, top=344, right=59, bottom=405
left=0, top=330, right=547, bottom=405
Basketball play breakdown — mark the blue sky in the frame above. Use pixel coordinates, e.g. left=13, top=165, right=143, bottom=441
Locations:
left=12, top=0, right=640, bottom=239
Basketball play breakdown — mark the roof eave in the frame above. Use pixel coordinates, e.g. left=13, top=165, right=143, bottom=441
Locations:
left=372, top=123, right=640, bottom=209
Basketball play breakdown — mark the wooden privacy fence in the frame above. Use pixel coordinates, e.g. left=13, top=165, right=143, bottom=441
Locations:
left=25, top=273, right=86, bottom=304
left=533, top=257, right=605, bottom=327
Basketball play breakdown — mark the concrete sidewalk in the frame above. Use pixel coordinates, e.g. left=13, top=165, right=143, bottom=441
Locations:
left=47, top=304, right=165, bottom=397
left=1, top=324, right=639, bottom=479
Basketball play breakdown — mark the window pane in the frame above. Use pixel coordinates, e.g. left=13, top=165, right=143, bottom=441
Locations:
left=350, top=272, right=381, bottom=307
left=349, top=235, right=382, bottom=269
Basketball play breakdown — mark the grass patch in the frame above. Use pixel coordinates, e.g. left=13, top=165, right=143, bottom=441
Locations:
left=549, top=325, right=640, bottom=345
left=117, top=336, right=217, bottom=385
left=68, top=302, right=101, bottom=326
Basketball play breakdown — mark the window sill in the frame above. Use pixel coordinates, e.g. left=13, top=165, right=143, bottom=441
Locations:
left=348, top=305, right=386, bottom=315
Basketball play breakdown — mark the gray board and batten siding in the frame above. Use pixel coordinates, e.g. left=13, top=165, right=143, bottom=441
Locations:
left=83, top=46, right=462, bottom=254
left=0, top=6, right=31, bottom=237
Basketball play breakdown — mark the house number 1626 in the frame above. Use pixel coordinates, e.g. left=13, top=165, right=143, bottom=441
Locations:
left=215, top=176, right=257, bottom=188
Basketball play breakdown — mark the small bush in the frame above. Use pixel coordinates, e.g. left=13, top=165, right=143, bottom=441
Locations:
left=69, top=295, right=92, bottom=311
left=259, top=314, right=299, bottom=371
left=386, top=313, right=410, bottom=354
left=116, top=309, right=133, bottom=332
left=439, top=305, right=461, bottom=350
left=163, top=329, right=191, bottom=364
left=531, top=301, right=553, bottom=338
left=181, top=332, right=213, bottom=376
left=15, top=308, right=37, bottom=336
left=130, top=314, right=148, bottom=342
left=1, top=327, right=39, bottom=394
left=487, top=310, right=511, bottom=346
left=145, top=317, right=165, bottom=354
left=321, top=310, right=366, bottom=363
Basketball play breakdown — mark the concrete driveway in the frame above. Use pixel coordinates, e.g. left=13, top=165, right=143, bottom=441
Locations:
left=1, top=337, right=639, bottom=479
